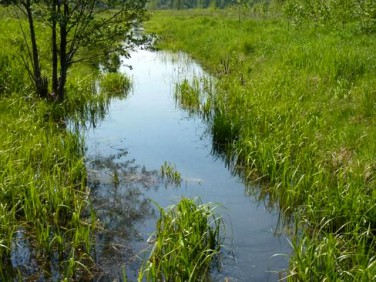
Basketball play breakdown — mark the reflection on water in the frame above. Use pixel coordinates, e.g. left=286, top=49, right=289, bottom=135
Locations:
left=86, top=150, right=159, bottom=280
left=85, top=49, right=290, bottom=281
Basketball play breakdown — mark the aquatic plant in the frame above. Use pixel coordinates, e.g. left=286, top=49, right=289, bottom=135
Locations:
left=99, top=72, right=131, bottom=98
left=160, top=161, right=182, bottom=187
left=174, top=78, right=201, bottom=115
left=139, top=198, right=224, bottom=282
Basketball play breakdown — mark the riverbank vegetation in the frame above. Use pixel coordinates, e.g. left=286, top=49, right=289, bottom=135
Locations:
left=0, top=6, right=132, bottom=279
left=146, top=3, right=376, bottom=280
left=139, top=198, right=223, bottom=281
left=0, top=3, right=225, bottom=280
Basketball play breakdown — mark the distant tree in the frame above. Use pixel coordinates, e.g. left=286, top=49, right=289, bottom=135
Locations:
left=9, top=0, right=148, bottom=101
left=235, top=0, right=253, bottom=22
left=282, top=0, right=376, bottom=31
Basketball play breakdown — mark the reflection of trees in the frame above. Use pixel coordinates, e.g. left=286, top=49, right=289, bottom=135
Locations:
left=86, top=149, right=160, bottom=280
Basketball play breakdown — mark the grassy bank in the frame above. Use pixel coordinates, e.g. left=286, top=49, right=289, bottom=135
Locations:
left=1, top=6, right=222, bottom=280
left=0, top=7, right=131, bottom=279
left=146, top=9, right=376, bottom=280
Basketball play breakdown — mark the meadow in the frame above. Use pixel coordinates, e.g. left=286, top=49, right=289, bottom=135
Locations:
left=146, top=8, right=376, bottom=280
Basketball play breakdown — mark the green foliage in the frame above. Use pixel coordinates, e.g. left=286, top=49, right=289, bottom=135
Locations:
left=147, top=9, right=376, bottom=279
left=139, top=198, right=223, bottom=282
left=282, top=0, right=376, bottom=31
left=8, top=0, right=148, bottom=100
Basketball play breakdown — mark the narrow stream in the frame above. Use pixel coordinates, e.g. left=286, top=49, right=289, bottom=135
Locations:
left=85, top=49, right=290, bottom=281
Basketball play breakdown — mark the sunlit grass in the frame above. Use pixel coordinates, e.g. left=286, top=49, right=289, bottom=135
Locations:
left=0, top=9, right=124, bottom=279
left=139, top=198, right=224, bottom=282
left=146, top=8, right=376, bottom=279
left=99, top=72, right=131, bottom=97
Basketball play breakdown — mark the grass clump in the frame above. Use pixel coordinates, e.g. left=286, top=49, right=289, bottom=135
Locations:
left=99, top=72, right=131, bottom=98
left=139, top=198, right=223, bottom=282
left=174, top=78, right=201, bottom=115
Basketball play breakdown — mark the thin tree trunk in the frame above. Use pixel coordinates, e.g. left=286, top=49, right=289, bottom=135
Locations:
left=57, top=0, right=68, bottom=102
left=25, top=0, right=48, bottom=98
left=52, top=0, right=58, bottom=96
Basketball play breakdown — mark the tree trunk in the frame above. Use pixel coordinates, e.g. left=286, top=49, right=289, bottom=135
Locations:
left=57, top=0, right=68, bottom=102
left=52, top=0, right=58, bottom=96
left=25, top=0, right=48, bottom=98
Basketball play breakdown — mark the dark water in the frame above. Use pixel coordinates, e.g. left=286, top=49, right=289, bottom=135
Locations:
left=85, top=49, right=290, bottom=281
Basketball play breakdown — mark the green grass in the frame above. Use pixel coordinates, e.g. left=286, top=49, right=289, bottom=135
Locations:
left=0, top=7, right=124, bottom=279
left=99, top=72, right=131, bottom=97
left=1, top=6, right=220, bottom=280
left=146, top=8, right=376, bottom=280
left=160, top=161, right=182, bottom=187
left=139, top=198, right=223, bottom=282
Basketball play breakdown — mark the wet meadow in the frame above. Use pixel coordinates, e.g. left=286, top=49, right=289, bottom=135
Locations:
left=146, top=7, right=376, bottom=280
left=0, top=6, right=131, bottom=279
left=0, top=6, right=225, bottom=281
left=2, top=1, right=376, bottom=280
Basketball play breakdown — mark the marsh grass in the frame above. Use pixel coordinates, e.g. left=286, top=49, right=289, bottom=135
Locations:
left=0, top=8, right=133, bottom=279
left=99, top=72, right=131, bottom=98
left=146, top=9, right=376, bottom=279
left=174, top=76, right=216, bottom=121
left=139, top=198, right=224, bottom=282
left=0, top=94, right=97, bottom=280
left=160, top=161, right=182, bottom=187
left=174, top=78, right=201, bottom=114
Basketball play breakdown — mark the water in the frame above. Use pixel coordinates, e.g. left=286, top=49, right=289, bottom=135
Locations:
left=85, top=49, right=290, bottom=281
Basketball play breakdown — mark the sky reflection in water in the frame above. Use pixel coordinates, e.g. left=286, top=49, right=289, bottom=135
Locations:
left=85, top=49, right=290, bottom=281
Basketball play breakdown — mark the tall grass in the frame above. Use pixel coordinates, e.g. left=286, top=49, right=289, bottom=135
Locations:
left=0, top=7, right=130, bottom=279
left=139, top=198, right=224, bottom=281
left=146, top=9, right=376, bottom=279
left=1, top=6, right=222, bottom=280
left=0, top=94, right=96, bottom=280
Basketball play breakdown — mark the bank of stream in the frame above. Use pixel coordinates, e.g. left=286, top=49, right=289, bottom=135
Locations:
left=85, top=49, right=290, bottom=281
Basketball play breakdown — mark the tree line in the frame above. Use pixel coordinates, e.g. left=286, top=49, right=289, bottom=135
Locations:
left=148, top=0, right=376, bottom=33
left=283, top=0, right=376, bottom=31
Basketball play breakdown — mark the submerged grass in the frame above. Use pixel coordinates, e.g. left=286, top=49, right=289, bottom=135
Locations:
left=160, top=161, right=182, bottom=187
left=139, top=198, right=223, bottom=282
left=146, top=8, right=376, bottom=279
left=99, top=72, right=131, bottom=97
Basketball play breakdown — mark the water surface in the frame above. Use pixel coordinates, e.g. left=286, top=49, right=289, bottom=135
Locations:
left=85, top=49, right=290, bottom=281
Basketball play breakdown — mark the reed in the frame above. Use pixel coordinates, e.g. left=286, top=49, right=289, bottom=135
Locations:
left=99, top=72, right=131, bottom=98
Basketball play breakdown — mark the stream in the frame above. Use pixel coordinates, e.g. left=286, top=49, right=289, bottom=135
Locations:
left=85, top=49, right=290, bottom=281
